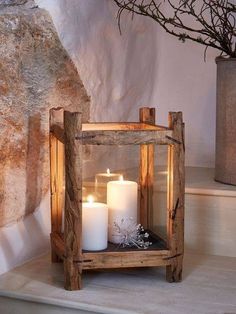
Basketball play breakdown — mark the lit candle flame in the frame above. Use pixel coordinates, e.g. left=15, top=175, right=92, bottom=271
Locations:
left=107, top=168, right=110, bottom=175
left=119, top=175, right=124, bottom=181
left=87, top=195, right=94, bottom=204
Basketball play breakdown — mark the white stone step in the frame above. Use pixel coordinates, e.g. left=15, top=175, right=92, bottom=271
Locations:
left=0, top=253, right=236, bottom=314
left=185, top=167, right=236, bottom=257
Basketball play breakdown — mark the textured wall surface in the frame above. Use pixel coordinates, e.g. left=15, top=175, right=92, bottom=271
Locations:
left=37, top=0, right=217, bottom=168
left=0, top=1, right=90, bottom=227
left=36, top=0, right=158, bottom=124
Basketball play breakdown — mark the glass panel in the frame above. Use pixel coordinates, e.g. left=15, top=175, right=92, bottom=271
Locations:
left=82, top=145, right=140, bottom=247
left=81, top=143, right=168, bottom=250
left=82, top=145, right=139, bottom=203
left=151, top=145, right=168, bottom=241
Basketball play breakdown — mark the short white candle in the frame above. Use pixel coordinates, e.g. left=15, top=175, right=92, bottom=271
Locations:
left=107, top=176, right=138, bottom=244
left=82, top=195, right=108, bottom=251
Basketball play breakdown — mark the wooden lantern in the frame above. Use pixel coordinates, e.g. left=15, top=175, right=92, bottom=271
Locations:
left=49, top=107, right=185, bottom=291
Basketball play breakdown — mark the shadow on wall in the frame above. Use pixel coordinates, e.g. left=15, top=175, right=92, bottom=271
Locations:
left=0, top=112, right=50, bottom=274
left=25, top=114, right=45, bottom=216
left=0, top=113, right=48, bottom=227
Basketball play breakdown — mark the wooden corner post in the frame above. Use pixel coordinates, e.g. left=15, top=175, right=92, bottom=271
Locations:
left=139, top=107, right=156, bottom=229
left=64, top=111, right=83, bottom=290
left=49, top=108, right=64, bottom=263
left=166, top=112, right=185, bottom=282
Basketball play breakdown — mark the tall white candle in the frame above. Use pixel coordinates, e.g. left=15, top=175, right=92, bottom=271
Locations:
left=107, top=176, right=138, bottom=244
left=82, top=196, right=108, bottom=251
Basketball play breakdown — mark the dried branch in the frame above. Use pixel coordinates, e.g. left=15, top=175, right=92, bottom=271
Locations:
left=113, top=0, right=236, bottom=58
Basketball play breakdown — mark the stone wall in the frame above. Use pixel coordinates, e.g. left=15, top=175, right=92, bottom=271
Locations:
left=0, top=1, right=90, bottom=227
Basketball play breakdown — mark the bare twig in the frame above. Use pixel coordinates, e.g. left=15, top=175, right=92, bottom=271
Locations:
left=113, top=0, right=236, bottom=57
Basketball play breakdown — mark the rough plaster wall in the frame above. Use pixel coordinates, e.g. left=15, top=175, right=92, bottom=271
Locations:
left=35, top=0, right=159, bottom=176
left=0, top=2, right=89, bottom=227
left=37, top=0, right=217, bottom=168
left=0, top=1, right=89, bottom=274
left=36, top=0, right=157, bottom=122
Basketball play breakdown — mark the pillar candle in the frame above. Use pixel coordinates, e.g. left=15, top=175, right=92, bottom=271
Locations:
left=107, top=177, right=138, bottom=244
left=82, top=196, right=108, bottom=251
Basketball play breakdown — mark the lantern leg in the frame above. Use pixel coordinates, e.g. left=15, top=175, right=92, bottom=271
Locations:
left=166, top=255, right=184, bottom=282
left=166, top=112, right=185, bottom=282
left=49, top=108, right=64, bottom=263
left=139, top=107, right=156, bottom=229
left=64, top=258, right=82, bottom=291
left=64, top=111, right=83, bottom=290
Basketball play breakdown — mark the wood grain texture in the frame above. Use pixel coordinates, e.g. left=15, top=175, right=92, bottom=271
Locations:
left=139, top=107, right=156, bottom=229
left=49, top=122, right=171, bottom=145
left=50, top=232, right=65, bottom=261
left=81, top=129, right=172, bottom=145
left=49, top=108, right=64, bottom=263
left=82, top=250, right=171, bottom=269
left=51, top=231, right=173, bottom=269
left=166, top=112, right=185, bottom=282
left=50, top=123, right=64, bottom=144
left=64, top=111, right=83, bottom=290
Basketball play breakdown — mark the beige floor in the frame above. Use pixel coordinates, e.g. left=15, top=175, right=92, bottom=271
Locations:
left=0, top=253, right=236, bottom=314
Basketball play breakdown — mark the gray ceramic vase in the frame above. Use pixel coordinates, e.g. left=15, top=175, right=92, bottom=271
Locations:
left=215, top=57, right=236, bottom=185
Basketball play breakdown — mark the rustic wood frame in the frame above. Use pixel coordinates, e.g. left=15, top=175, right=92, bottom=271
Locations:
left=49, top=107, right=185, bottom=290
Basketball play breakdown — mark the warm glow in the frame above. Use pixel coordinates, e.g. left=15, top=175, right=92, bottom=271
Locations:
left=87, top=195, right=94, bottom=204
left=159, top=171, right=168, bottom=175
left=119, top=175, right=124, bottom=181
left=107, top=168, right=110, bottom=175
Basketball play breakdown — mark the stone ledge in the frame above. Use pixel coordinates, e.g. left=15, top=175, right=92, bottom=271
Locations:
left=0, top=253, right=236, bottom=314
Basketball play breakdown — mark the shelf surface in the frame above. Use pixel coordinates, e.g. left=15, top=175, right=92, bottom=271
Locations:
left=83, top=231, right=167, bottom=253
left=51, top=231, right=171, bottom=270
left=1, top=253, right=236, bottom=314
left=82, top=122, right=168, bottom=132
left=153, top=166, right=236, bottom=197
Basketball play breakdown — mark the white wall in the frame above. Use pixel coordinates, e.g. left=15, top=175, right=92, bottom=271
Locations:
left=152, top=30, right=217, bottom=167
left=37, top=0, right=218, bottom=168
left=36, top=0, right=158, bottom=122
left=0, top=193, right=50, bottom=275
